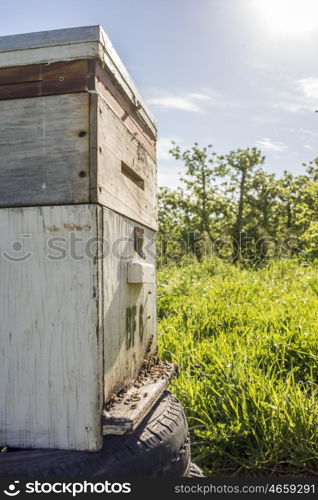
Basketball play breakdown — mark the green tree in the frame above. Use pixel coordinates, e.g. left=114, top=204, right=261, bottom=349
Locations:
left=158, top=142, right=318, bottom=266
left=169, top=143, right=222, bottom=242
left=218, top=147, right=265, bottom=262
left=158, top=186, right=190, bottom=265
left=297, top=158, right=318, bottom=258
left=243, top=171, right=280, bottom=260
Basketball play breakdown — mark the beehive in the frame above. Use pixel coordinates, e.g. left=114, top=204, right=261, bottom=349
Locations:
left=0, top=26, right=158, bottom=451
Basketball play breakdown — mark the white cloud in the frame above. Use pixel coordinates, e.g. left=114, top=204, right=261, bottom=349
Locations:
left=298, top=127, right=318, bottom=138
left=186, top=92, right=211, bottom=101
left=304, top=144, right=315, bottom=151
left=298, top=77, right=318, bottom=100
left=147, top=94, right=210, bottom=112
left=256, top=138, right=288, bottom=152
left=273, top=77, right=318, bottom=113
left=146, top=89, right=240, bottom=113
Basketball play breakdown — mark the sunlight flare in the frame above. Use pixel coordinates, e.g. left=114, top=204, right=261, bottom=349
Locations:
left=255, top=0, right=318, bottom=36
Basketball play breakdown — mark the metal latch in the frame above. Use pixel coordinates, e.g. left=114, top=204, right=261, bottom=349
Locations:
left=134, top=227, right=146, bottom=259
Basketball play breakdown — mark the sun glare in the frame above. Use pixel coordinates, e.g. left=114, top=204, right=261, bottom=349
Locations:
left=255, top=0, right=318, bottom=36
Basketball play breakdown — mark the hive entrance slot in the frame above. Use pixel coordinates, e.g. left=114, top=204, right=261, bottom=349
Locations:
left=121, top=161, right=145, bottom=190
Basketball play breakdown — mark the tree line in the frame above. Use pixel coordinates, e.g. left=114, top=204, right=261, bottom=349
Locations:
left=158, top=143, right=318, bottom=265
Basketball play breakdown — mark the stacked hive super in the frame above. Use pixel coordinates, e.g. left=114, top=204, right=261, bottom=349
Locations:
left=0, top=26, right=158, bottom=451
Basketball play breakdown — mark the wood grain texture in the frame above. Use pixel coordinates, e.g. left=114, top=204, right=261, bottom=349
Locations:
left=0, top=91, right=157, bottom=229
left=0, top=58, right=156, bottom=154
left=0, top=204, right=157, bottom=450
left=96, top=95, right=158, bottom=230
left=0, top=60, right=94, bottom=100
left=0, top=41, right=99, bottom=68
left=0, top=25, right=156, bottom=134
left=95, top=67, right=156, bottom=157
left=89, top=93, right=98, bottom=204
left=101, top=207, right=157, bottom=401
left=0, top=26, right=100, bottom=51
left=0, top=205, right=103, bottom=451
left=96, top=27, right=156, bottom=138
left=0, top=63, right=42, bottom=84
left=0, top=93, right=90, bottom=207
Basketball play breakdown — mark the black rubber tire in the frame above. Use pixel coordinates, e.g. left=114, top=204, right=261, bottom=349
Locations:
left=0, top=391, right=190, bottom=478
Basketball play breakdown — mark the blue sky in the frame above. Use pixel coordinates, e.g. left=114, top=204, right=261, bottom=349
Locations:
left=1, top=0, right=318, bottom=187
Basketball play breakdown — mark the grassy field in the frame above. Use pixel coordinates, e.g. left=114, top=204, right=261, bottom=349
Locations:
left=158, top=258, right=318, bottom=476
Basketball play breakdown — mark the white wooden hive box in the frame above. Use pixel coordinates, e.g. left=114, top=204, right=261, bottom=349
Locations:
left=0, top=25, right=158, bottom=230
left=0, top=27, right=158, bottom=451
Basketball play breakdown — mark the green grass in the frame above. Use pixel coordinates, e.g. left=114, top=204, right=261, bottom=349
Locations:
left=157, top=258, right=318, bottom=476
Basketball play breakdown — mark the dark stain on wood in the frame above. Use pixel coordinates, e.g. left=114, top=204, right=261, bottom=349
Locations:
left=0, top=59, right=156, bottom=159
left=0, top=63, right=43, bottom=85
left=0, top=59, right=95, bottom=100
left=94, top=60, right=156, bottom=143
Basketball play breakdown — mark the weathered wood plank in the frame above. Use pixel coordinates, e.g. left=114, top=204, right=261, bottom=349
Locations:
left=0, top=91, right=157, bottom=228
left=101, top=207, right=157, bottom=401
left=0, top=93, right=90, bottom=206
left=0, top=63, right=42, bottom=84
left=97, top=95, right=158, bottom=230
left=0, top=59, right=156, bottom=154
left=89, top=93, right=98, bottom=203
left=96, top=27, right=156, bottom=138
left=0, top=204, right=157, bottom=450
left=0, top=205, right=103, bottom=451
left=0, top=41, right=98, bottom=69
left=95, top=66, right=156, bottom=157
left=0, top=26, right=156, bottom=135
left=0, top=26, right=101, bottom=51
left=102, top=362, right=177, bottom=435
left=0, top=58, right=156, bottom=154
left=0, top=60, right=94, bottom=100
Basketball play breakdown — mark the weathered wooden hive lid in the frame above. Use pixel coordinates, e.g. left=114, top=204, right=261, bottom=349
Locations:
left=0, top=25, right=156, bottom=137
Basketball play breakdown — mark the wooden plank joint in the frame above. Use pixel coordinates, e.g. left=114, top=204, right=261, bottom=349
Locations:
left=0, top=58, right=157, bottom=152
